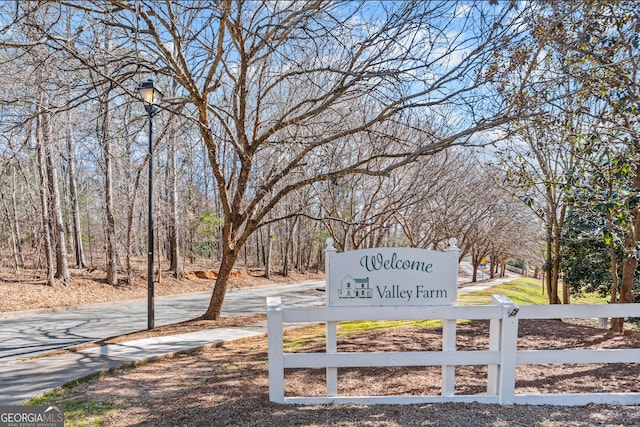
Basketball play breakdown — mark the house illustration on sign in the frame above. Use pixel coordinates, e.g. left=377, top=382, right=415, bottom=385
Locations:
left=338, top=275, right=372, bottom=299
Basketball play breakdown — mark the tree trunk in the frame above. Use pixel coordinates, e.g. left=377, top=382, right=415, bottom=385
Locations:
left=66, top=110, right=86, bottom=268
left=257, top=232, right=263, bottom=267
left=264, top=222, right=272, bottom=279
left=202, top=248, right=238, bottom=320
left=101, top=92, right=118, bottom=286
left=297, top=225, right=304, bottom=274
left=45, top=133, right=70, bottom=284
left=1, top=165, right=25, bottom=271
left=36, top=110, right=56, bottom=287
left=86, top=199, right=94, bottom=266
left=612, top=251, right=636, bottom=334
left=609, top=246, right=619, bottom=304
left=281, top=239, right=289, bottom=277
left=0, top=189, right=20, bottom=272
left=125, top=197, right=135, bottom=285
left=167, top=118, right=184, bottom=279
left=282, top=217, right=298, bottom=277
left=125, top=165, right=144, bottom=285
left=11, top=171, right=25, bottom=269
left=555, top=220, right=568, bottom=304
left=545, top=221, right=560, bottom=304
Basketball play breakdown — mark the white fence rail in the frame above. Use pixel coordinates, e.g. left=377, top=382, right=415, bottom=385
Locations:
left=267, top=296, right=640, bottom=406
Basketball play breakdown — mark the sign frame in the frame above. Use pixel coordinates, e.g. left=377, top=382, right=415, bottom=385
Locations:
left=325, top=239, right=459, bottom=307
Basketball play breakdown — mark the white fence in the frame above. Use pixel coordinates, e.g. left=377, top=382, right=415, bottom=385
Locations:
left=267, top=295, right=640, bottom=406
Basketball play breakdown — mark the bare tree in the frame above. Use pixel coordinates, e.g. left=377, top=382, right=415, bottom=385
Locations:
left=23, top=2, right=71, bottom=285
left=102, top=0, right=528, bottom=319
left=35, top=100, right=56, bottom=286
left=165, top=74, right=186, bottom=279
left=64, top=107, right=87, bottom=268
left=45, top=114, right=71, bottom=284
left=1, top=1, right=534, bottom=318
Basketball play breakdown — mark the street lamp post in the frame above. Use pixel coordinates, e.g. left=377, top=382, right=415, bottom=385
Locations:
left=137, top=79, right=163, bottom=330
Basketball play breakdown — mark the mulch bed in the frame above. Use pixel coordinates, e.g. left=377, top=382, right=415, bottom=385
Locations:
left=46, top=319, right=640, bottom=426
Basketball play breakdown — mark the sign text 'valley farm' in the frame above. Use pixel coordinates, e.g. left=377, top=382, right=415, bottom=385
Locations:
left=326, top=245, right=458, bottom=307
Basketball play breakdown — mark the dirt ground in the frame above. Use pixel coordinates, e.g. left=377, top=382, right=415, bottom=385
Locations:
left=3, top=263, right=640, bottom=425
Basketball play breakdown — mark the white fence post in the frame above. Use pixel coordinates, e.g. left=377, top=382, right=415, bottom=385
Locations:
left=267, top=296, right=285, bottom=403
left=491, top=294, right=519, bottom=404
left=325, top=238, right=338, bottom=397
left=487, top=308, right=502, bottom=395
left=441, top=238, right=459, bottom=396
left=441, top=319, right=457, bottom=396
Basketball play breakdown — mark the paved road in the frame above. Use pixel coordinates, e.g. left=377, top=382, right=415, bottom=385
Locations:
left=0, top=261, right=511, bottom=363
left=0, top=281, right=325, bottom=362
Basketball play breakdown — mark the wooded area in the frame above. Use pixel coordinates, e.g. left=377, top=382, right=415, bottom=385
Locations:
left=0, top=1, right=637, bottom=329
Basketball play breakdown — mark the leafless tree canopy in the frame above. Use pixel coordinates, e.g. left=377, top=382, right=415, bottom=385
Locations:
left=0, top=1, right=567, bottom=318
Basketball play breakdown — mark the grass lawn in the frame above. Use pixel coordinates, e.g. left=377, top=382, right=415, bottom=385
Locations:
left=458, top=277, right=609, bottom=306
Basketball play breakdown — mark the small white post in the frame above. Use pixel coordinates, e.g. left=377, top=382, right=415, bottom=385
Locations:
left=326, top=319, right=338, bottom=397
left=267, top=296, right=285, bottom=403
left=441, top=237, right=459, bottom=395
left=491, top=294, right=519, bottom=405
left=487, top=295, right=503, bottom=395
left=325, top=238, right=338, bottom=397
left=445, top=237, right=459, bottom=257
left=325, top=237, right=336, bottom=305
left=445, top=237, right=460, bottom=301
left=441, top=319, right=456, bottom=396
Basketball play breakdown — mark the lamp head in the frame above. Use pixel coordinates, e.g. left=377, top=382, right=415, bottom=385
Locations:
left=137, top=79, right=163, bottom=114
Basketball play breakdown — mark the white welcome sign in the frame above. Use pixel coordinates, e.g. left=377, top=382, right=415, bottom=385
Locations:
left=326, top=239, right=458, bottom=307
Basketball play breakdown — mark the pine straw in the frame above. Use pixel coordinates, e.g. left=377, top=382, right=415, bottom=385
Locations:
left=43, top=319, right=640, bottom=426
left=0, top=266, right=323, bottom=313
